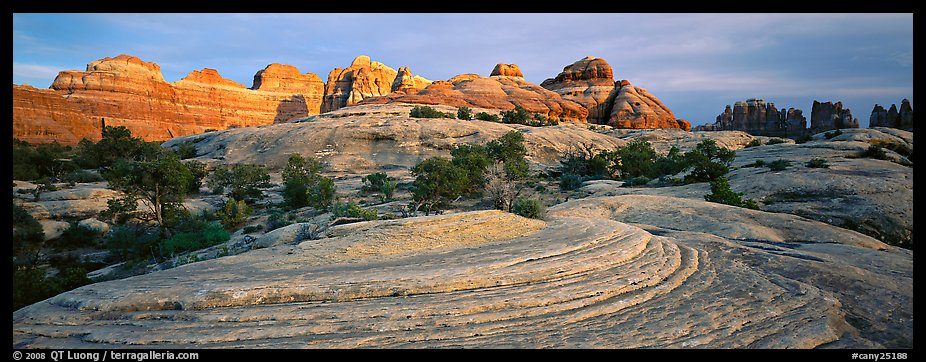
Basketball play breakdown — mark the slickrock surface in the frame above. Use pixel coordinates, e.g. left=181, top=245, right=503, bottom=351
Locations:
left=13, top=195, right=911, bottom=348
left=13, top=55, right=325, bottom=145
left=162, top=103, right=625, bottom=174
left=576, top=128, right=913, bottom=248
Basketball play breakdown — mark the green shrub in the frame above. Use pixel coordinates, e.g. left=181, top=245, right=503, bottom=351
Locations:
left=13, top=264, right=91, bottom=312
left=457, top=107, right=473, bottom=120
left=216, top=197, right=252, bottom=228
left=332, top=202, right=378, bottom=221
left=745, top=139, right=762, bottom=148
left=683, top=140, right=736, bottom=183
left=13, top=139, right=78, bottom=181
left=308, top=177, right=337, bottom=210
left=805, top=158, right=830, bottom=168
left=559, top=173, right=585, bottom=190
left=704, top=176, right=759, bottom=210
left=411, top=157, right=469, bottom=214
left=160, top=223, right=229, bottom=256
left=823, top=129, right=844, bottom=139
left=13, top=202, right=45, bottom=258
left=766, top=159, right=792, bottom=171
left=766, top=138, right=787, bottom=145
left=474, top=112, right=500, bottom=122
left=501, top=105, right=532, bottom=125
left=52, top=224, right=99, bottom=249
left=100, top=196, right=138, bottom=224
left=653, top=146, right=687, bottom=177
left=450, top=144, right=493, bottom=192
left=615, top=140, right=658, bottom=179
left=794, top=134, right=813, bottom=144
left=622, top=176, right=651, bottom=187
left=511, top=197, right=544, bottom=219
left=176, top=141, right=197, bottom=159
left=861, top=145, right=889, bottom=160
left=62, top=169, right=104, bottom=183
left=282, top=178, right=310, bottom=210
left=743, top=160, right=766, bottom=168
left=486, top=131, right=529, bottom=180
left=410, top=105, right=452, bottom=118
left=104, top=225, right=160, bottom=261
left=183, top=160, right=207, bottom=195
left=559, top=150, right=611, bottom=180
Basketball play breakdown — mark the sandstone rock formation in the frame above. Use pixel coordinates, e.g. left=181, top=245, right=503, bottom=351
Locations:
left=694, top=98, right=806, bottom=138
left=13, top=55, right=325, bottom=145
left=358, top=70, right=590, bottom=122
left=13, top=194, right=911, bottom=348
left=608, top=81, right=680, bottom=129
left=322, top=56, right=400, bottom=112
left=162, top=103, right=624, bottom=174
left=490, top=63, right=524, bottom=78
left=811, top=100, right=859, bottom=134
left=540, top=57, right=686, bottom=130
left=870, top=99, right=913, bottom=130
left=391, top=67, right=432, bottom=95
left=540, top=56, right=615, bottom=123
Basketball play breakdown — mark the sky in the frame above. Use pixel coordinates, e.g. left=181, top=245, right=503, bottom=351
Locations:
left=12, top=13, right=914, bottom=127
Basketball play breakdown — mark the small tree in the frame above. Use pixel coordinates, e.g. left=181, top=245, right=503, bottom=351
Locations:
left=361, top=172, right=396, bottom=202
left=176, top=141, right=198, bottom=159
left=683, top=139, right=736, bottom=183
left=484, top=162, right=523, bottom=211
left=501, top=105, right=531, bottom=125
left=411, top=157, right=468, bottom=215
left=457, top=107, right=473, bottom=120
left=308, top=177, right=337, bottom=210
left=184, top=160, right=207, bottom=195
left=450, top=144, right=493, bottom=192
left=216, top=197, right=252, bottom=228
left=614, top=140, right=658, bottom=179
left=103, top=152, right=194, bottom=236
left=704, top=176, right=759, bottom=210
left=512, top=197, right=544, bottom=219
left=475, top=112, right=500, bottom=122
left=209, top=164, right=272, bottom=203
left=487, top=130, right=529, bottom=180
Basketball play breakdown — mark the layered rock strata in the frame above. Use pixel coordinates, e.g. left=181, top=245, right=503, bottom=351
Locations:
left=13, top=55, right=325, bottom=145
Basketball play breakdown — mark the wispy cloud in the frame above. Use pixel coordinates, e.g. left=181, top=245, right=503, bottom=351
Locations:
left=13, top=63, right=63, bottom=79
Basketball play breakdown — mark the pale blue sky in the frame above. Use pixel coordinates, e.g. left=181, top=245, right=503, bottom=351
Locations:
left=12, top=13, right=913, bottom=127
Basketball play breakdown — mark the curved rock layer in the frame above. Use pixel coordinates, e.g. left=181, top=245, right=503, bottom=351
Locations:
left=13, top=55, right=325, bottom=145
left=322, top=56, right=400, bottom=112
left=162, top=103, right=625, bottom=174
left=13, top=195, right=911, bottom=348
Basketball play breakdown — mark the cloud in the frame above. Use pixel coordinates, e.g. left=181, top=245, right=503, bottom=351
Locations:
left=13, top=63, right=63, bottom=79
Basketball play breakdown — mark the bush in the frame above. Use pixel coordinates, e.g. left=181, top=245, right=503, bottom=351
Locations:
left=332, top=202, right=378, bottom=221
left=176, top=141, right=197, bottom=159
left=12, top=139, right=77, bottom=181
left=450, top=144, right=493, bottom=192
left=13, top=265, right=91, bottom=312
left=104, top=225, right=160, bottom=261
left=308, top=177, right=337, bottom=210
left=766, top=138, right=787, bottom=145
left=861, top=145, right=889, bottom=160
left=559, top=149, right=611, bottom=180
left=653, top=146, right=686, bottom=177
left=559, top=173, right=585, bottom=191
left=216, top=197, right=252, bottom=228
left=501, top=105, right=531, bottom=125
left=13, top=202, right=45, bottom=259
left=183, top=160, right=207, bottom=195
left=52, top=224, right=99, bottom=249
left=766, top=159, right=792, bottom=171
left=208, top=164, right=272, bottom=202
left=704, top=176, right=759, bottom=210
left=486, top=131, right=529, bottom=180
left=62, top=169, right=104, bottom=183
left=457, top=107, right=473, bottom=120
left=683, top=140, right=736, bottom=183
left=745, top=139, right=762, bottom=148
left=824, top=129, right=844, bottom=139
left=794, top=134, right=813, bottom=144
left=474, top=112, right=500, bottom=122
left=410, top=105, right=453, bottom=119
left=411, top=157, right=469, bottom=214
left=622, top=176, right=651, bottom=187
left=615, top=140, right=658, bottom=179
left=805, top=158, right=830, bottom=168
left=160, top=223, right=229, bottom=256
left=243, top=225, right=263, bottom=234
left=361, top=172, right=397, bottom=201
left=743, top=160, right=766, bottom=168
left=511, top=197, right=544, bottom=219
